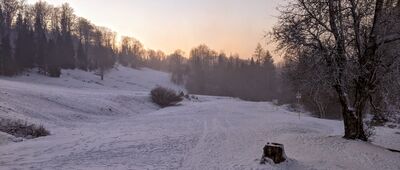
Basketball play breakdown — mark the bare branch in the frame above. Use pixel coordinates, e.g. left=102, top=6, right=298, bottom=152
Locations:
left=378, top=33, right=400, bottom=45
left=299, top=0, right=333, bottom=32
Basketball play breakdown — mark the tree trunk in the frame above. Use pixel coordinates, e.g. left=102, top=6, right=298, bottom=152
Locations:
left=343, top=108, right=367, bottom=140
left=100, top=67, right=104, bottom=80
left=327, top=0, right=370, bottom=141
left=334, top=84, right=367, bottom=141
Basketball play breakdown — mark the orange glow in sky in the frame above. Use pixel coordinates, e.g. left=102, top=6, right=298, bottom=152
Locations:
left=28, top=0, right=282, bottom=59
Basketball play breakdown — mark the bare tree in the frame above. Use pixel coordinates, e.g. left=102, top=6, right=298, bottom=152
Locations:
left=119, top=36, right=144, bottom=68
left=1, top=0, right=19, bottom=31
left=167, top=50, right=186, bottom=85
left=91, top=27, right=116, bottom=80
left=274, top=0, right=400, bottom=140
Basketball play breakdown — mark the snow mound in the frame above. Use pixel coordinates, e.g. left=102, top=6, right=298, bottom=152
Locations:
left=0, top=132, right=22, bottom=145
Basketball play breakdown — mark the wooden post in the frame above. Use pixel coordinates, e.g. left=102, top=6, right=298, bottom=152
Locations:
left=296, top=92, right=302, bottom=119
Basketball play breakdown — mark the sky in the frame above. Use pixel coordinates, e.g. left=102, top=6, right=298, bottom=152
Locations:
left=27, top=0, right=283, bottom=59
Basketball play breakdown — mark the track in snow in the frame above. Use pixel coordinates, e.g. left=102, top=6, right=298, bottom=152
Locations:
left=1, top=98, right=399, bottom=170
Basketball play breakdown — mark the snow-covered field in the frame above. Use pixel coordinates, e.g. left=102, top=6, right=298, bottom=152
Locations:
left=0, top=66, right=399, bottom=170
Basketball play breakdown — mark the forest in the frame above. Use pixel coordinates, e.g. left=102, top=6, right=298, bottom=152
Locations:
left=0, top=0, right=278, bottom=101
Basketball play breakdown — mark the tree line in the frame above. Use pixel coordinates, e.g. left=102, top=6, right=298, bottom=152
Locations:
left=0, top=0, right=279, bottom=102
left=183, top=44, right=277, bottom=101
left=133, top=43, right=279, bottom=102
left=0, top=0, right=118, bottom=78
left=0, top=0, right=175, bottom=79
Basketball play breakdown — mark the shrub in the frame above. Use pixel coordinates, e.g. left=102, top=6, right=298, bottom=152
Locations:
left=0, top=118, right=50, bottom=138
left=151, top=86, right=183, bottom=107
left=47, top=66, right=61, bottom=78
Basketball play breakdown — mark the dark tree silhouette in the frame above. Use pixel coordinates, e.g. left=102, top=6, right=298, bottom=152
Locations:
left=15, top=13, right=35, bottom=71
left=59, top=3, right=75, bottom=69
left=0, top=34, right=14, bottom=75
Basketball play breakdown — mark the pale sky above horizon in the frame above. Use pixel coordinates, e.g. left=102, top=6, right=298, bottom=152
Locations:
left=27, top=0, right=283, bottom=59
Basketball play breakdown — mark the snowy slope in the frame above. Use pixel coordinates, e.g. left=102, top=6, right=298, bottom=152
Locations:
left=0, top=66, right=183, bottom=127
left=0, top=66, right=399, bottom=170
left=5, top=66, right=182, bottom=91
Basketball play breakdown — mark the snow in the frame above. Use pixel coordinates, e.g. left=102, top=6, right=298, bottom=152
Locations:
left=0, top=66, right=399, bottom=170
left=373, top=127, right=400, bottom=151
left=0, top=132, right=20, bottom=145
left=6, top=66, right=182, bottom=91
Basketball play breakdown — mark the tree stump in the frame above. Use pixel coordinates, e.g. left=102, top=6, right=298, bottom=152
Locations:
left=260, top=143, right=286, bottom=164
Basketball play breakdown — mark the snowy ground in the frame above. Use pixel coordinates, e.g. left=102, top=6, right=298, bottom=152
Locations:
left=0, top=66, right=399, bottom=170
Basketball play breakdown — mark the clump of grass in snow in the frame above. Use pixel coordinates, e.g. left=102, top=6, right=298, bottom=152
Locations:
left=151, top=86, right=183, bottom=107
left=0, top=118, right=50, bottom=139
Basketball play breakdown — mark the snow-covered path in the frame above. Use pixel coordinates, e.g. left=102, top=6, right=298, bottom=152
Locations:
left=2, top=99, right=400, bottom=170
left=1, top=67, right=400, bottom=170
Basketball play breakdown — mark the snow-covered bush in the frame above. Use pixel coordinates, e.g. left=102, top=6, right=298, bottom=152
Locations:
left=364, top=121, right=376, bottom=140
left=151, top=86, right=183, bottom=107
left=0, top=119, right=50, bottom=139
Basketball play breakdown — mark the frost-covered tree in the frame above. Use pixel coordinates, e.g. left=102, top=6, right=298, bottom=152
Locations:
left=118, top=36, right=144, bottom=68
left=91, top=27, right=116, bottom=80
left=1, top=0, right=19, bottom=31
left=273, top=0, right=400, bottom=140
left=167, top=50, right=186, bottom=85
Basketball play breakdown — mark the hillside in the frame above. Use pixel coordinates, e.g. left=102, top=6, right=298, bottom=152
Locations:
left=0, top=66, right=399, bottom=170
